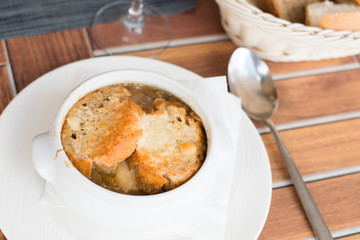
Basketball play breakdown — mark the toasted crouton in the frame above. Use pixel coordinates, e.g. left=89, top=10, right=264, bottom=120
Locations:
left=129, top=99, right=207, bottom=194
left=62, top=85, right=143, bottom=176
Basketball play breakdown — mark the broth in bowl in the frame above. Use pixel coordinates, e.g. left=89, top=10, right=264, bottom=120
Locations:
left=61, top=83, right=207, bottom=195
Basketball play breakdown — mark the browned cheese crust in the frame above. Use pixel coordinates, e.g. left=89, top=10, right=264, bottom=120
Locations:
left=61, top=85, right=144, bottom=177
left=61, top=84, right=207, bottom=195
left=129, top=98, right=207, bottom=194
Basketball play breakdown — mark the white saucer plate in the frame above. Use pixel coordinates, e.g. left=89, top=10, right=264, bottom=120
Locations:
left=0, top=56, right=271, bottom=240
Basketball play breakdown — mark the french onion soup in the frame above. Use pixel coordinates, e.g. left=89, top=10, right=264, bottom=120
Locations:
left=61, top=83, right=207, bottom=195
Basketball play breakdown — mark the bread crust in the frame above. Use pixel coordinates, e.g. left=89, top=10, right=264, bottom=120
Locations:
left=272, top=0, right=321, bottom=23
left=306, top=1, right=360, bottom=29
left=320, top=11, right=360, bottom=31
left=247, top=0, right=278, bottom=16
left=62, top=84, right=207, bottom=195
left=91, top=98, right=144, bottom=169
left=129, top=98, right=207, bottom=194
left=69, top=156, right=93, bottom=178
left=61, top=85, right=143, bottom=176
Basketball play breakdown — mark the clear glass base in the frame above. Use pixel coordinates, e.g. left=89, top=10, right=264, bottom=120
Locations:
left=89, top=0, right=172, bottom=58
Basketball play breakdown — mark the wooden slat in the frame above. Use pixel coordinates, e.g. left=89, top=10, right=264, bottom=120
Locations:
left=340, top=234, right=360, bottom=240
left=259, top=173, right=360, bottom=239
left=269, top=69, right=360, bottom=124
left=266, top=56, right=356, bottom=75
left=118, top=40, right=360, bottom=105
left=262, top=118, right=360, bottom=182
left=6, top=29, right=92, bottom=92
left=89, top=0, right=356, bottom=75
left=127, top=43, right=360, bottom=124
left=122, top=42, right=360, bottom=128
left=7, top=30, right=357, bottom=123
left=168, top=0, right=225, bottom=40
left=355, top=55, right=360, bottom=63
left=0, top=67, right=12, bottom=114
left=119, top=40, right=237, bottom=77
left=89, top=0, right=226, bottom=52
left=0, top=41, right=6, bottom=66
left=0, top=229, right=6, bottom=240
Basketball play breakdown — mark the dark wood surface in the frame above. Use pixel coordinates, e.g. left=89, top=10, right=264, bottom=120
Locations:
left=0, top=41, right=6, bottom=66
left=88, top=0, right=225, bottom=52
left=260, top=173, right=360, bottom=240
left=266, top=56, right=357, bottom=75
left=0, top=67, right=12, bottom=113
left=6, top=29, right=93, bottom=92
left=273, top=70, right=360, bottom=123
left=1, top=0, right=360, bottom=239
left=263, top=118, right=360, bottom=182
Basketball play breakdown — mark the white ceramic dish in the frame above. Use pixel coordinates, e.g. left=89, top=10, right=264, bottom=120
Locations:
left=32, top=69, right=232, bottom=232
left=0, top=56, right=271, bottom=240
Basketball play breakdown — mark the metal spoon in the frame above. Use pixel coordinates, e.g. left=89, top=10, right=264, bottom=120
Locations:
left=227, top=48, right=333, bottom=240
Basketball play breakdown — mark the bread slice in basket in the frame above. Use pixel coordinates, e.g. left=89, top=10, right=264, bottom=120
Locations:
left=271, top=0, right=322, bottom=23
left=246, top=0, right=278, bottom=16
left=306, top=1, right=360, bottom=31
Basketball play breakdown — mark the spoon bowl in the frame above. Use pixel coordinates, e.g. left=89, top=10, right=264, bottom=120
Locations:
left=228, top=48, right=278, bottom=121
left=227, top=47, right=334, bottom=240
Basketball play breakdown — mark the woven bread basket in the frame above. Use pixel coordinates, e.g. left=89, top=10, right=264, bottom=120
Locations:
left=215, top=0, right=360, bottom=62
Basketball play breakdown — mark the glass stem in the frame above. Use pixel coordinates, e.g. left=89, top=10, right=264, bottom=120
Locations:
left=122, top=0, right=145, bottom=33
left=129, top=0, right=144, bottom=18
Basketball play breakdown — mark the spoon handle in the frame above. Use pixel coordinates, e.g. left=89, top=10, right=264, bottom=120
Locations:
left=264, top=118, right=333, bottom=240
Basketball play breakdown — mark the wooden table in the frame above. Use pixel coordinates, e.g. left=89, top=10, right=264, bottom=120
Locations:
left=1, top=0, right=359, bottom=239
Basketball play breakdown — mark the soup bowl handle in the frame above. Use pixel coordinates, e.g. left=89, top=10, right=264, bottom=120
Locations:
left=32, top=132, right=56, bottom=183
